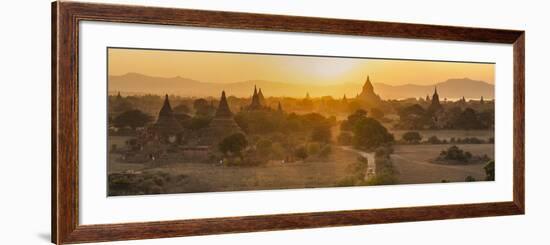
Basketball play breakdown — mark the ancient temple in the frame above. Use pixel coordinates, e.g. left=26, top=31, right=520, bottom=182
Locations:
left=111, top=91, right=133, bottom=113
left=151, top=94, right=183, bottom=142
left=204, top=91, right=243, bottom=144
left=247, top=86, right=263, bottom=110
left=428, top=87, right=443, bottom=112
left=277, top=101, right=283, bottom=113
left=258, top=88, right=265, bottom=105
left=356, top=75, right=382, bottom=105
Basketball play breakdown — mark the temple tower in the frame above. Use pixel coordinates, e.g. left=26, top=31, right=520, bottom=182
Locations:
left=258, top=88, right=265, bottom=105
left=248, top=85, right=263, bottom=110
left=152, top=95, right=183, bottom=142
left=205, top=91, right=243, bottom=145
left=277, top=101, right=283, bottom=113
left=428, top=87, right=443, bottom=112
left=357, top=75, right=382, bottom=105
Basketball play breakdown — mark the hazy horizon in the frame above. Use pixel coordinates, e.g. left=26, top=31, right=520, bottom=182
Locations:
left=108, top=48, right=495, bottom=87
left=109, top=72, right=494, bottom=100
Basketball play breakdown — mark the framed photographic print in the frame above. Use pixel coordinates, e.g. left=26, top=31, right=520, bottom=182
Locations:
left=52, top=1, right=525, bottom=244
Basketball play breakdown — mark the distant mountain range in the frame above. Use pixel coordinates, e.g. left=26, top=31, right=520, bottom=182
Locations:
left=374, top=78, right=494, bottom=100
left=109, top=73, right=494, bottom=100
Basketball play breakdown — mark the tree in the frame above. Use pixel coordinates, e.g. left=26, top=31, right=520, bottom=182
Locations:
left=484, top=160, right=495, bottom=181
left=294, top=146, right=308, bottom=160
left=186, top=116, right=212, bottom=130
left=438, top=145, right=472, bottom=162
left=256, top=139, right=273, bottom=156
left=174, top=113, right=191, bottom=127
left=427, top=135, right=442, bottom=144
left=352, top=118, right=394, bottom=150
left=453, top=108, right=484, bottom=129
left=478, top=109, right=494, bottom=129
left=111, top=97, right=134, bottom=113
left=370, top=108, right=384, bottom=120
left=397, top=104, right=430, bottom=129
left=311, top=123, right=331, bottom=143
left=173, top=103, right=191, bottom=114
left=193, top=99, right=212, bottom=116
left=218, top=133, right=248, bottom=158
left=465, top=175, right=477, bottom=182
left=307, top=142, right=321, bottom=156
left=319, top=145, right=332, bottom=159
left=113, top=109, right=153, bottom=129
left=340, top=109, right=367, bottom=131
left=402, top=131, right=422, bottom=143
left=337, top=132, right=353, bottom=145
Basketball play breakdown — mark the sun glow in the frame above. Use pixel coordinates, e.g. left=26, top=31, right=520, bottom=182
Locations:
left=108, top=48, right=494, bottom=86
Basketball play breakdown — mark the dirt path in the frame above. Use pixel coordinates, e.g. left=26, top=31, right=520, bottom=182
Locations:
left=338, top=146, right=376, bottom=178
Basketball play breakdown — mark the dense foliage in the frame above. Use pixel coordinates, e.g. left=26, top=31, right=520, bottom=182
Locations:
left=218, top=133, right=248, bottom=158
left=402, top=131, right=422, bottom=143
left=113, top=109, right=153, bottom=129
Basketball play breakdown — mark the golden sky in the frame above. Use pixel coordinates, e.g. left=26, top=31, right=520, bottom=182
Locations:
left=108, top=48, right=494, bottom=86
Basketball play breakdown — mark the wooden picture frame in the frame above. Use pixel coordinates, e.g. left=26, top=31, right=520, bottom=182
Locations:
left=52, top=1, right=525, bottom=244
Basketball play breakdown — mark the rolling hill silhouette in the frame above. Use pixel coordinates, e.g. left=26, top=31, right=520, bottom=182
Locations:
left=109, top=73, right=493, bottom=100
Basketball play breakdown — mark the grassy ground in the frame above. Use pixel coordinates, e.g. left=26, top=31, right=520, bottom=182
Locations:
left=392, top=144, right=494, bottom=184
left=108, top=134, right=495, bottom=195
left=108, top=146, right=359, bottom=194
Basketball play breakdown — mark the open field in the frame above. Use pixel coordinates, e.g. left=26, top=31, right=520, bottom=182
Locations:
left=108, top=146, right=361, bottom=194
left=392, top=144, right=494, bottom=184
left=390, top=129, right=494, bottom=141
left=108, top=136, right=495, bottom=195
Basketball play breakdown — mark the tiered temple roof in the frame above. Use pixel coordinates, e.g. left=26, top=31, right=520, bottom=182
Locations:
left=428, top=87, right=443, bottom=112
left=357, top=75, right=382, bottom=105
left=258, top=88, right=265, bottom=105
left=248, top=86, right=263, bottom=110
left=152, top=95, right=183, bottom=135
left=204, top=91, right=243, bottom=145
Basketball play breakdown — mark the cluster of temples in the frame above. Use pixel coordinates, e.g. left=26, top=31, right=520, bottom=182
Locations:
left=121, top=85, right=285, bottom=163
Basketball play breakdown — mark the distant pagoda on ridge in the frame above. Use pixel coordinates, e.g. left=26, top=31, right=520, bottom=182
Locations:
left=247, top=85, right=268, bottom=111
left=248, top=86, right=262, bottom=110
left=356, top=75, right=382, bottom=105
left=428, top=87, right=443, bottom=112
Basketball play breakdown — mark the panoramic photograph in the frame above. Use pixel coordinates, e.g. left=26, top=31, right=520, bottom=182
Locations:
left=107, top=48, right=495, bottom=196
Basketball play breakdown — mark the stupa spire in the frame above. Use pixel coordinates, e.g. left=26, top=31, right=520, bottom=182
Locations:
left=258, top=88, right=265, bottom=104
left=362, top=75, right=374, bottom=93
left=159, top=94, right=174, bottom=117
left=357, top=74, right=382, bottom=104
left=153, top=94, right=183, bottom=136
left=215, top=91, right=233, bottom=118
left=248, top=85, right=262, bottom=110
left=428, top=86, right=443, bottom=112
